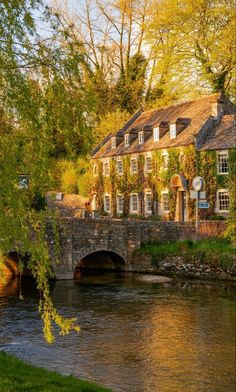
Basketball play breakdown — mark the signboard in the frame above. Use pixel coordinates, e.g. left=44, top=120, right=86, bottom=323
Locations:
left=18, top=174, right=29, bottom=189
left=198, top=201, right=210, bottom=209
left=190, top=190, right=206, bottom=199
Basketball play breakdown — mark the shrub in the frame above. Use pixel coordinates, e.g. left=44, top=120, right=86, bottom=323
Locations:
left=61, top=166, right=78, bottom=193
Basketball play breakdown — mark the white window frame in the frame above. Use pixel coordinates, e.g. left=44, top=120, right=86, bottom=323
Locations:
left=162, top=152, right=169, bottom=170
left=103, top=160, right=110, bottom=176
left=217, top=150, right=229, bottom=175
left=153, top=127, right=159, bottom=142
left=145, top=156, right=153, bottom=173
left=116, top=194, right=124, bottom=214
left=104, top=194, right=111, bottom=213
left=170, top=123, right=176, bottom=139
left=138, top=131, right=144, bottom=144
left=145, top=191, right=152, bottom=214
left=124, top=134, right=130, bottom=147
left=130, top=193, right=139, bottom=213
left=130, top=158, right=138, bottom=174
left=117, top=159, right=123, bottom=175
left=93, top=163, right=98, bottom=177
left=216, top=189, right=230, bottom=213
left=111, top=137, right=116, bottom=149
left=162, top=191, right=169, bottom=212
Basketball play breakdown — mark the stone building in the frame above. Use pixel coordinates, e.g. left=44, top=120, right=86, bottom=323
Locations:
left=90, top=93, right=236, bottom=221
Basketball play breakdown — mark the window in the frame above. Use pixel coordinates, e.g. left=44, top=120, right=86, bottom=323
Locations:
left=116, top=195, right=124, bottom=214
left=145, top=156, right=153, bottom=172
left=217, top=151, right=229, bottom=174
left=153, top=127, right=159, bottom=142
left=117, top=160, right=123, bottom=175
left=103, top=161, right=110, bottom=176
left=111, top=137, right=116, bottom=149
left=93, top=163, right=98, bottom=176
left=162, top=192, right=169, bottom=212
left=217, top=190, right=230, bottom=212
left=104, top=195, right=110, bottom=213
left=145, top=192, right=152, bottom=213
left=130, top=158, right=138, bottom=174
left=124, top=134, right=130, bottom=147
left=162, top=153, right=168, bottom=169
left=130, top=193, right=139, bottom=213
left=138, top=131, right=144, bottom=144
left=170, top=123, right=176, bottom=139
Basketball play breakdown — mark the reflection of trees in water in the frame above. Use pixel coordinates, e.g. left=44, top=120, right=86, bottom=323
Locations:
left=0, top=276, right=19, bottom=300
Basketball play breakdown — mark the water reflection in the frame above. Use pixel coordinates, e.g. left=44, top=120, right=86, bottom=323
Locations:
left=0, top=272, right=235, bottom=392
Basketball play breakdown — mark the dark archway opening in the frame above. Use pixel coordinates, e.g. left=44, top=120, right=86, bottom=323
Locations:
left=74, top=250, right=125, bottom=278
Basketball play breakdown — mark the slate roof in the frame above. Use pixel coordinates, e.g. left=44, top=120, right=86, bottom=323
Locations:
left=199, top=114, right=236, bottom=150
left=91, top=93, right=236, bottom=159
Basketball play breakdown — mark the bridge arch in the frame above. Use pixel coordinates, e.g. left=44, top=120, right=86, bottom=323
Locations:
left=74, top=249, right=126, bottom=276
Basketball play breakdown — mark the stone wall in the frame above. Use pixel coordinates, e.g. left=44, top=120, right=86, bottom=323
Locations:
left=49, top=218, right=196, bottom=279
left=47, top=218, right=227, bottom=279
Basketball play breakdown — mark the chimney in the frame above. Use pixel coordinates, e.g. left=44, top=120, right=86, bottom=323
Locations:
left=211, top=97, right=224, bottom=119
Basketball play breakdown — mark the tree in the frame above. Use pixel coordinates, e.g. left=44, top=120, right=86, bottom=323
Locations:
left=0, top=0, right=80, bottom=343
left=145, top=0, right=236, bottom=103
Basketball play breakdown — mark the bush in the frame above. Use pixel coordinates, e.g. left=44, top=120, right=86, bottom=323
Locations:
left=61, top=166, right=78, bottom=193
left=209, top=215, right=225, bottom=220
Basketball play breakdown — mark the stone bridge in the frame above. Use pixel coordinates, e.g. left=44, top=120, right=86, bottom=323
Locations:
left=47, top=218, right=197, bottom=279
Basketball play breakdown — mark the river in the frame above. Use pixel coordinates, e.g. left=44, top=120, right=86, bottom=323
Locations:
left=0, top=272, right=235, bottom=392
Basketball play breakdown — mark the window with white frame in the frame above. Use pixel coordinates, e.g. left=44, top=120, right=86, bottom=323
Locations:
left=130, top=193, right=139, bottom=213
left=130, top=158, right=138, bottom=174
left=104, top=195, right=110, bottom=213
left=124, top=134, right=130, bottom=147
left=153, top=127, right=159, bottom=142
left=145, top=156, right=153, bottom=172
left=111, top=137, right=116, bottom=149
left=93, top=163, right=98, bottom=176
left=116, top=194, right=124, bottom=214
left=217, top=190, right=230, bottom=212
left=170, top=123, right=176, bottom=139
left=162, top=192, right=169, bottom=212
left=145, top=192, right=152, bottom=213
left=217, top=151, right=229, bottom=174
left=162, top=153, right=168, bottom=169
left=138, top=131, right=144, bottom=144
left=103, top=161, right=110, bottom=176
left=117, top=159, right=123, bottom=175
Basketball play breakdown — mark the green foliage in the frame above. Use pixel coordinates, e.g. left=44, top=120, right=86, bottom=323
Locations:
left=140, top=238, right=235, bottom=268
left=94, top=109, right=131, bottom=144
left=0, top=352, right=112, bottom=392
left=224, top=149, right=236, bottom=244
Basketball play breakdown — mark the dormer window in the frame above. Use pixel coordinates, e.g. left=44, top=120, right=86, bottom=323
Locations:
left=153, top=127, right=159, bottom=142
left=170, top=123, right=176, bottom=139
left=111, top=137, right=116, bottom=149
left=138, top=131, right=144, bottom=144
left=124, top=134, right=130, bottom=147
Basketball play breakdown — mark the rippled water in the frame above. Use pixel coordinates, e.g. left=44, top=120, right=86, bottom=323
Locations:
left=0, top=272, right=235, bottom=392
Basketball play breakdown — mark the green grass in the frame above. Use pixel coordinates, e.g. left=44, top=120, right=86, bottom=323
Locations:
left=140, top=238, right=235, bottom=268
left=0, top=352, right=112, bottom=392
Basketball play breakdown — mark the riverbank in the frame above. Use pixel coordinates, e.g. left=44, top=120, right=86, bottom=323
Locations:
left=0, top=352, right=112, bottom=392
left=138, top=238, right=236, bottom=281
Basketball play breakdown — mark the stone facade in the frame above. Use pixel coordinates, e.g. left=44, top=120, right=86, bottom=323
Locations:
left=90, top=94, right=236, bottom=221
left=48, top=218, right=198, bottom=279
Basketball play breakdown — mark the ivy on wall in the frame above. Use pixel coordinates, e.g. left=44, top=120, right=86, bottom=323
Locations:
left=91, top=147, right=236, bottom=223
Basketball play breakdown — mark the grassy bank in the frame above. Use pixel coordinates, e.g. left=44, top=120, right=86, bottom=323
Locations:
left=140, top=238, right=235, bottom=268
left=0, top=352, right=112, bottom=392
